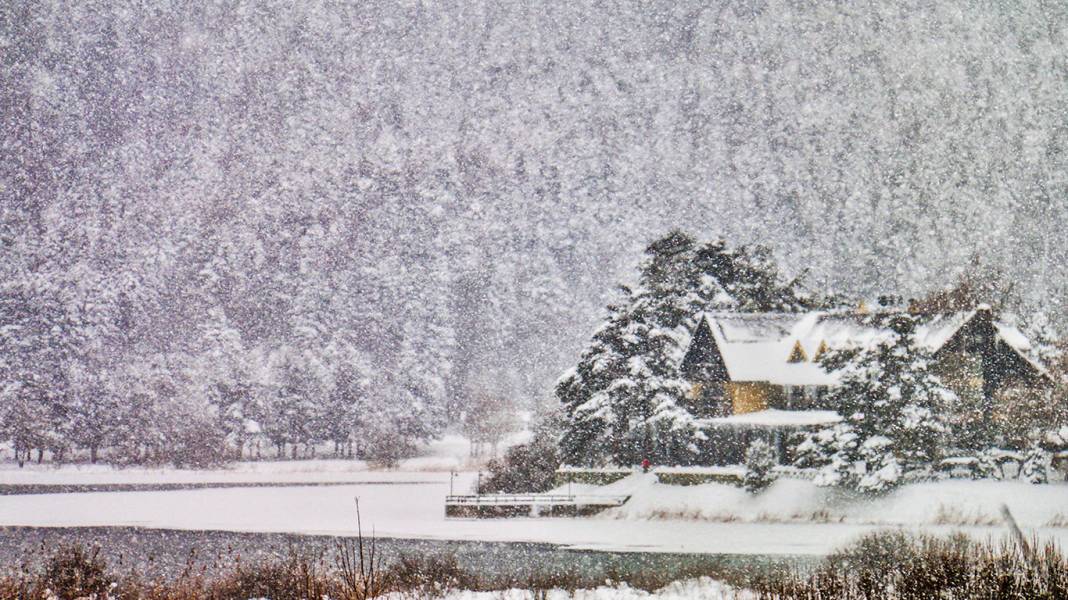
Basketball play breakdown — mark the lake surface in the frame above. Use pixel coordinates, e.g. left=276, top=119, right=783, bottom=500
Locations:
left=0, top=526, right=816, bottom=588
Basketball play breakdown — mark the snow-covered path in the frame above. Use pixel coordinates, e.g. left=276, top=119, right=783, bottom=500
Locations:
left=2, top=473, right=1067, bottom=555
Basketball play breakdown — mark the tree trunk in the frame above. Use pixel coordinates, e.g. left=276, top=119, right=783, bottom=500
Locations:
left=90, top=445, right=98, bottom=464
left=291, top=444, right=297, bottom=460
left=37, top=448, right=44, bottom=464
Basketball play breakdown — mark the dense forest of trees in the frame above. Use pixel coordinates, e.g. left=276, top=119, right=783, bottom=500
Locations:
left=2, top=2, right=1067, bottom=464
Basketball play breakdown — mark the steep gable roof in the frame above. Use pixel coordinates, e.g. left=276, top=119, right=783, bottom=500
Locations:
left=680, top=317, right=729, bottom=382
left=686, top=307, right=1050, bottom=386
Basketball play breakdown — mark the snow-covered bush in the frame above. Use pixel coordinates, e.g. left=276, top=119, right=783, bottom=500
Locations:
left=743, top=439, right=777, bottom=493
left=974, top=448, right=1003, bottom=480
left=480, top=435, right=561, bottom=494
left=856, top=436, right=902, bottom=494
left=796, top=423, right=861, bottom=489
left=1020, top=444, right=1051, bottom=484
left=168, top=417, right=231, bottom=469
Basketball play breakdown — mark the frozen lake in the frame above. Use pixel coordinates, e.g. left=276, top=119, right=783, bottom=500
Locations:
left=0, top=526, right=809, bottom=586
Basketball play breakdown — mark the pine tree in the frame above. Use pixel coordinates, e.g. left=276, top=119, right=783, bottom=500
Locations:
left=0, top=281, right=81, bottom=465
left=1020, top=443, right=1050, bottom=484
left=810, top=314, right=952, bottom=492
left=558, top=233, right=814, bottom=466
left=558, top=288, right=635, bottom=466
left=795, top=424, right=862, bottom=489
left=743, top=439, right=777, bottom=493
left=623, top=234, right=699, bottom=464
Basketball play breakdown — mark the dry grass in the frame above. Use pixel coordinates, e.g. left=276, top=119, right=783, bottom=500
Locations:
left=752, top=530, right=1068, bottom=599
left=0, top=544, right=457, bottom=600
left=5, top=530, right=1066, bottom=599
left=618, top=508, right=846, bottom=524
left=930, top=504, right=1002, bottom=527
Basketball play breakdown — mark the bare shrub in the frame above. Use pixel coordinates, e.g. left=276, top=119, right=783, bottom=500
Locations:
left=385, top=553, right=479, bottom=597
left=40, top=545, right=112, bottom=600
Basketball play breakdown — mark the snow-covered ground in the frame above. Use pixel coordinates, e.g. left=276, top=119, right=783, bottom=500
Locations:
left=1, top=471, right=1067, bottom=556
left=557, top=473, right=1068, bottom=528
left=0, top=434, right=526, bottom=486
left=380, top=578, right=746, bottom=600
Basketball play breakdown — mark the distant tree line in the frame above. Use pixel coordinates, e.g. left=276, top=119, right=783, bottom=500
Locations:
left=0, top=285, right=448, bottom=467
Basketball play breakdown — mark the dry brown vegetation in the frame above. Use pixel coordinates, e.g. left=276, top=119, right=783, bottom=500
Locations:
left=4, top=530, right=1067, bottom=599
left=752, top=531, right=1068, bottom=599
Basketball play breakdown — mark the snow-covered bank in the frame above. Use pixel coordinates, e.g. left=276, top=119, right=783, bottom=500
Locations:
left=380, top=578, right=748, bottom=600
left=589, top=474, right=1068, bottom=528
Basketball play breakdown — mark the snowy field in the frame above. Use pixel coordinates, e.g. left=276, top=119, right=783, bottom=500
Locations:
left=2, top=469, right=1067, bottom=556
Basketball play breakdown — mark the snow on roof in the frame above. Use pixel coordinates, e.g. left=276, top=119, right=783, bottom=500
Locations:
left=709, top=336, right=839, bottom=385
left=704, top=313, right=802, bottom=343
left=705, top=313, right=841, bottom=385
left=993, top=321, right=1052, bottom=379
left=994, top=322, right=1031, bottom=352
left=914, top=311, right=974, bottom=351
left=698, top=409, right=843, bottom=428
left=694, top=308, right=1047, bottom=386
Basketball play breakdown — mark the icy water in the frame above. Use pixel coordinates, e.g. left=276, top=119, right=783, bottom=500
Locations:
left=0, top=527, right=814, bottom=586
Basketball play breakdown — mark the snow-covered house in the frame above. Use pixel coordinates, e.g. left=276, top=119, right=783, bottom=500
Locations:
left=680, top=305, right=1052, bottom=461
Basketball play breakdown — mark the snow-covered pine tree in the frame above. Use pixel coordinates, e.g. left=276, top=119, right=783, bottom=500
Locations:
left=794, top=423, right=862, bottom=488
left=743, top=438, right=777, bottom=493
left=262, top=346, right=323, bottom=459
left=621, top=231, right=702, bottom=465
left=558, top=287, right=637, bottom=466
left=195, top=307, right=256, bottom=459
left=1024, top=312, right=1063, bottom=370
left=559, top=233, right=816, bottom=466
left=700, top=242, right=815, bottom=313
left=812, top=313, right=952, bottom=492
left=0, top=280, right=83, bottom=465
left=1020, top=443, right=1050, bottom=484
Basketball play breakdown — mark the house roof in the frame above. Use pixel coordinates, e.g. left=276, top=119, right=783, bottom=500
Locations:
left=688, top=307, right=1046, bottom=386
